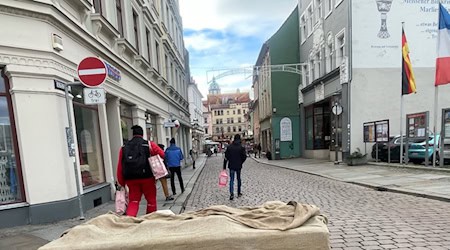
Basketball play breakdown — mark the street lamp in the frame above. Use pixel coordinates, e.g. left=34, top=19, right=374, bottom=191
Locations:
left=332, top=92, right=343, bottom=165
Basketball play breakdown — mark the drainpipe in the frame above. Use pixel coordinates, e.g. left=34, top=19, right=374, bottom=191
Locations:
left=347, top=0, right=353, bottom=156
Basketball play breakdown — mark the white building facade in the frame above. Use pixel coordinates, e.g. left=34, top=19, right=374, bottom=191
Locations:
left=299, top=0, right=450, bottom=160
left=0, top=0, right=190, bottom=227
left=188, top=78, right=204, bottom=152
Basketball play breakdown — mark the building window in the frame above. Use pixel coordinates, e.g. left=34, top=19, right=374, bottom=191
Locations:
left=315, top=0, right=322, bottom=24
left=309, top=58, right=314, bottom=83
left=72, top=86, right=106, bottom=188
left=300, top=14, right=306, bottom=43
left=325, top=0, right=333, bottom=17
left=307, top=4, right=313, bottom=36
left=325, top=38, right=334, bottom=72
left=116, top=0, right=124, bottom=36
left=227, top=127, right=231, bottom=133
left=204, top=118, right=208, bottom=124
left=314, top=51, right=321, bottom=79
left=302, top=64, right=309, bottom=86
left=238, top=117, right=241, bottom=123
left=216, top=127, right=220, bottom=134
left=227, top=118, right=230, bottom=124
left=205, top=128, right=208, bottom=134
left=132, top=11, right=140, bottom=53
left=0, top=70, right=23, bottom=204
left=227, top=110, right=230, bottom=115
left=233, top=110, right=236, bottom=115
left=216, top=119, right=219, bottom=124
left=231, top=118, right=234, bottom=123
left=237, top=109, right=241, bottom=114
left=93, top=0, right=103, bottom=15
left=233, top=126, right=236, bottom=132
left=336, top=29, right=345, bottom=67
left=238, top=126, right=242, bottom=132
left=155, top=41, right=161, bottom=72
left=146, top=28, right=151, bottom=62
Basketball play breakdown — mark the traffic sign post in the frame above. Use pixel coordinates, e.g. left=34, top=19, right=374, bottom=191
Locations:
left=77, top=57, right=107, bottom=87
left=64, top=81, right=85, bottom=220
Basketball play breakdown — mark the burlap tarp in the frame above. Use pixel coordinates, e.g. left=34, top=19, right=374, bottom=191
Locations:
left=39, top=201, right=330, bottom=250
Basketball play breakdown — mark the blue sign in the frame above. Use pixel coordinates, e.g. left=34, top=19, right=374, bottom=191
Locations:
left=104, top=61, right=121, bottom=82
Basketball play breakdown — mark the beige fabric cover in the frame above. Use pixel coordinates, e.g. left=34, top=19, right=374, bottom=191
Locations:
left=40, top=201, right=330, bottom=250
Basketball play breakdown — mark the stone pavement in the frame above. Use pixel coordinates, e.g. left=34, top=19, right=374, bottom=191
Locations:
left=0, top=155, right=207, bottom=250
left=252, top=157, right=450, bottom=202
left=185, top=155, right=450, bottom=250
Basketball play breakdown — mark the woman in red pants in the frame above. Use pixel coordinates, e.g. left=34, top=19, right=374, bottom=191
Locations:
left=117, top=125, right=165, bottom=216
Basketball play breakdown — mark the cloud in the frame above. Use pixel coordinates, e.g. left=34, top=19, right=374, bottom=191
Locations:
left=180, top=0, right=298, bottom=99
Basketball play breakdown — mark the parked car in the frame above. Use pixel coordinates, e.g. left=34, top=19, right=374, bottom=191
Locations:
left=408, top=134, right=440, bottom=164
left=371, top=135, right=407, bottom=162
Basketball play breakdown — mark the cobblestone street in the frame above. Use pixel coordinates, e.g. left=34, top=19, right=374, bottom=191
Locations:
left=184, top=155, right=450, bottom=250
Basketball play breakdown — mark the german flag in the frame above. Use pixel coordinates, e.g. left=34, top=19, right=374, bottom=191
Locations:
left=402, top=28, right=416, bottom=95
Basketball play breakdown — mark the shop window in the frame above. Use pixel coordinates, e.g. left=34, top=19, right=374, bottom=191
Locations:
left=72, top=86, right=105, bottom=188
left=0, top=71, right=23, bottom=204
left=146, top=113, right=158, bottom=142
left=305, top=103, right=331, bottom=150
left=120, top=103, right=133, bottom=143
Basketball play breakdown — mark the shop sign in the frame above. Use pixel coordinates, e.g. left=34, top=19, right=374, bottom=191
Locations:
left=407, top=112, right=428, bottom=138
left=280, top=117, right=292, bottom=142
left=104, top=61, right=121, bottom=81
left=164, top=121, right=176, bottom=127
left=314, top=83, right=324, bottom=102
left=83, top=88, right=106, bottom=105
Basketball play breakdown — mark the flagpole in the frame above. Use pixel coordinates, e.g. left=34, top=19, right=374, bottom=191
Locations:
left=400, top=95, right=404, bottom=164
left=400, top=22, right=405, bottom=165
left=432, top=86, right=438, bottom=167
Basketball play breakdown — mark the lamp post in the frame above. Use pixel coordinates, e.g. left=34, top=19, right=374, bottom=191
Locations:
left=332, top=93, right=343, bottom=165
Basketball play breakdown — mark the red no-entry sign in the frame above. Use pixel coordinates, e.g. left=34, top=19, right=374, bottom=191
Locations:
left=77, top=57, right=107, bottom=87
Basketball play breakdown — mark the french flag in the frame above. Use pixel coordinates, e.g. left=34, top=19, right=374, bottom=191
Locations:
left=436, top=3, right=450, bottom=86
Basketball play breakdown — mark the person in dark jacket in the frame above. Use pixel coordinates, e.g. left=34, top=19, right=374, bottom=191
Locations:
left=223, top=134, right=247, bottom=200
left=165, top=138, right=185, bottom=195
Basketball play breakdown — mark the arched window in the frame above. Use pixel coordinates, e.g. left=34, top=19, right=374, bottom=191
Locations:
left=0, top=70, right=23, bottom=204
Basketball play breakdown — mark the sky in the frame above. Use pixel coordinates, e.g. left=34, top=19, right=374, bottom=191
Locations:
left=179, top=0, right=299, bottom=99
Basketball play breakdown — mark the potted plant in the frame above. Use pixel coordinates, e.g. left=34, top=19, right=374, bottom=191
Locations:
left=346, top=148, right=368, bottom=166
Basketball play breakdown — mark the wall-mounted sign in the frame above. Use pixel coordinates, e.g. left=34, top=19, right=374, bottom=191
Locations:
left=375, top=120, right=389, bottom=142
left=442, top=109, right=450, bottom=138
left=83, top=88, right=106, bottom=105
left=406, top=112, right=428, bottom=138
left=104, top=61, right=121, bottom=82
left=314, top=83, right=324, bottom=102
left=363, top=122, right=375, bottom=142
left=54, top=80, right=71, bottom=92
left=280, top=117, right=292, bottom=142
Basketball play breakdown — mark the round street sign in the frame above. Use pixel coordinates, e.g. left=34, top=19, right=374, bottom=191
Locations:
left=332, top=105, right=343, bottom=115
left=77, top=57, right=107, bottom=87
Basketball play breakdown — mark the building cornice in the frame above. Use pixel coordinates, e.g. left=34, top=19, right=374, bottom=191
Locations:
left=0, top=3, right=189, bottom=114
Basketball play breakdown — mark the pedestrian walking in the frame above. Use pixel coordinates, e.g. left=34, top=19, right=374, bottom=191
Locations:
left=116, top=125, right=165, bottom=217
left=165, top=138, right=185, bottom=195
left=223, top=134, right=247, bottom=200
left=257, top=143, right=262, bottom=158
left=190, top=148, right=197, bottom=169
left=157, top=144, right=174, bottom=201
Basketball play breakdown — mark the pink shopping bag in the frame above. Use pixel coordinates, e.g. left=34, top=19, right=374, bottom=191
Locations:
left=148, top=154, right=169, bottom=179
left=219, top=170, right=228, bottom=188
left=115, top=187, right=128, bottom=215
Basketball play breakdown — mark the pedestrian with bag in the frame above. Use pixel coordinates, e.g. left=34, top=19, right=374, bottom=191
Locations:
left=165, top=138, right=185, bottom=195
left=157, top=144, right=174, bottom=201
left=116, top=125, right=165, bottom=217
left=223, top=134, right=247, bottom=200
